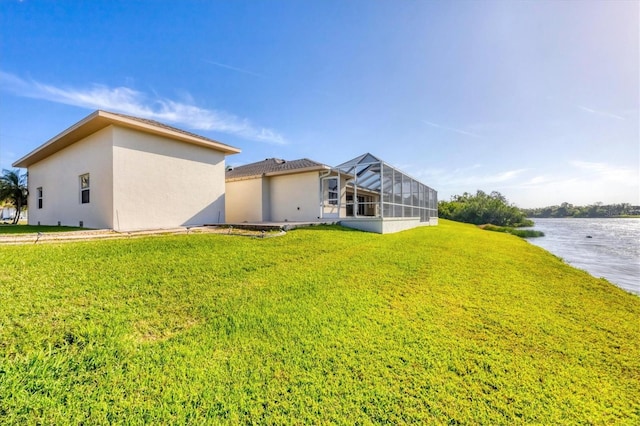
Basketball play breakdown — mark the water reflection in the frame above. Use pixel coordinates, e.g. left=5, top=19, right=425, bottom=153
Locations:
left=526, top=218, right=640, bottom=295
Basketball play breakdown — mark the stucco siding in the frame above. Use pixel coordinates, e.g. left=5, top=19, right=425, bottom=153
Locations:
left=340, top=217, right=423, bottom=234
left=225, top=178, right=266, bottom=223
left=26, top=127, right=114, bottom=229
left=269, top=172, right=320, bottom=221
left=112, top=126, right=226, bottom=230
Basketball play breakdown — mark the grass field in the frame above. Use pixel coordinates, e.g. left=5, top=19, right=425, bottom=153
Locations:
left=1, top=220, right=638, bottom=424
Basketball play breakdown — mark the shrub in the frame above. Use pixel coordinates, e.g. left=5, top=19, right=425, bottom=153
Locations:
left=481, top=224, right=544, bottom=238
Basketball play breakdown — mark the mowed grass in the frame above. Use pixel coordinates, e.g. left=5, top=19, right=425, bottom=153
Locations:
left=0, top=220, right=638, bottom=424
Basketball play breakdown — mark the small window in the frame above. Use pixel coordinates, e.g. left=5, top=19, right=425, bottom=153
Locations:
left=37, top=187, right=43, bottom=209
left=80, top=174, right=90, bottom=204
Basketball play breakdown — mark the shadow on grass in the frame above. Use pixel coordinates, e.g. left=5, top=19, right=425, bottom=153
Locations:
left=286, top=224, right=365, bottom=233
left=0, top=224, right=88, bottom=234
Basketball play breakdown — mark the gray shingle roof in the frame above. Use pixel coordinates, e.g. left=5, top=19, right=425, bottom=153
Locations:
left=226, top=158, right=329, bottom=180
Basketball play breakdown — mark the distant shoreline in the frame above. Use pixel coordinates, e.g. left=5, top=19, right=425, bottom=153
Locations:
left=523, top=203, right=640, bottom=218
left=527, top=215, right=640, bottom=219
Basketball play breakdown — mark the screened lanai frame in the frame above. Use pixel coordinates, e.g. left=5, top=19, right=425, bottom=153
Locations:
left=333, top=153, right=438, bottom=223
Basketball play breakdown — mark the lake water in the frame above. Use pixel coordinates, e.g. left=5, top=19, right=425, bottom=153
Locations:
left=525, top=218, right=640, bottom=295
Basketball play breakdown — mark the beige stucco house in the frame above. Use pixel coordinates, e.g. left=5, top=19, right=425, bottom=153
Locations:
left=226, top=153, right=438, bottom=234
left=225, top=158, right=331, bottom=223
left=13, top=110, right=240, bottom=231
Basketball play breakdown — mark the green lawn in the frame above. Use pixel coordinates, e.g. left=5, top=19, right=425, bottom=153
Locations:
left=1, top=220, right=638, bottom=424
left=0, top=224, right=86, bottom=234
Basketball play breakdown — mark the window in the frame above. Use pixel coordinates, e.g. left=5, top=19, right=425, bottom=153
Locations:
left=80, top=174, right=90, bottom=204
left=324, top=178, right=338, bottom=205
left=357, top=195, right=367, bottom=216
left=37, top=187, right=43, bottom=209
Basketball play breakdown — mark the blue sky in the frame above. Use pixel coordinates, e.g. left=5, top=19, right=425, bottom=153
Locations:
left=0, top=0, right=638, bottom=208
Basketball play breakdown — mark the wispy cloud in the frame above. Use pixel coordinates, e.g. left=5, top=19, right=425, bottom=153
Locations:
left=578, top=105, right=625, bottom=120
left=526, top=175, right=552, bottom=185
left=421, top=120, right=482, bottom=139
left=570, top=160, right=637, bottom=183
left=514, top=161, right=639, bottom=206
left=0, top=71, right=286, bottom=144
left=416, top=164, right=526, bottom=187
left=203, top=60, right=264, bottom=78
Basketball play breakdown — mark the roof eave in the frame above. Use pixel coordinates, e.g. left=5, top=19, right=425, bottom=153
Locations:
left=225, top=165, right=330, bottom=182
left=264, top=165, right=330, bottom=177
left=12, top=110, right=240, bottom=168
left=225, top=174, right=264, bottom=182
left=12, top=111, right=105, bottom=168
left=99, top=111, right=241, bottom=155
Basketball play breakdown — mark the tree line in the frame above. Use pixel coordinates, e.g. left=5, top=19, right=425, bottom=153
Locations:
left=438, top=190, right=533, bottom=227
left=522, top=202, right=640, bottom=218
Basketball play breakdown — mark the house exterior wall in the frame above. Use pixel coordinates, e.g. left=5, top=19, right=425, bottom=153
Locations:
left=269, top=171, right=320, bottom=221
left=225, top=178, right=266, bottom=223
left=1, top=207, right=12, bottom=220
left=340, top=217, right=423, bottom=234
left=111, top=126, right=227, bottom=231
left=26, top=127, right=114, bottom=229
left=1, top=206, right=26, bottom=221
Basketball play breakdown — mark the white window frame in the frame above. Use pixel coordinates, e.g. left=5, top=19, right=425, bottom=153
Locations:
left=37, top=187, right=43, bottom=209
left=323, top=177, right=339, bottom=206
left=80, top=173, right=90, bottom=204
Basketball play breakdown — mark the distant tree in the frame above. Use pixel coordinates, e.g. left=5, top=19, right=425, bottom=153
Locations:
left=523, top=202, right=639, bottom=218
left=0, top=169, right=28, bottom=224
left=438, top=190, right=532, bottom=227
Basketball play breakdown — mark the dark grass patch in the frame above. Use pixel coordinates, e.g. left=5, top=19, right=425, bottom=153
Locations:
left=0, top=224, right=87, bottom=234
